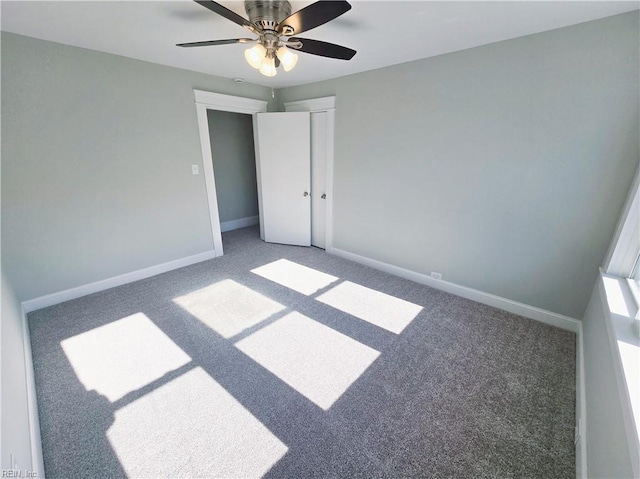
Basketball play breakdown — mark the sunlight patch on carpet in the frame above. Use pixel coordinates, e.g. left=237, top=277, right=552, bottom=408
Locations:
left=251, top=259, right=339, bottom=295
left=107, top=367, right=288, bottom=477
left=60, top=312, right=191, bottom=402
left=316, top=281, right=423, bottom=334
left=235, top=312, right=380, bottom=410
left=173, top=279, right=286, bottom=338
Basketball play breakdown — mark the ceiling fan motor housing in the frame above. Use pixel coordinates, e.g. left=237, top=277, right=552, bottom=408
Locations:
left=244, top=0, right=292, bottom=31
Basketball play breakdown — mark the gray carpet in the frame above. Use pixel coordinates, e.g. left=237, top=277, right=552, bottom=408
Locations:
left=29, top=226, right=576, bottom=478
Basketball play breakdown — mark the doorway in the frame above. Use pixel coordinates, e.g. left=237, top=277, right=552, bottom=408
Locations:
left=193, top=90, right=268, bottom=257
left=206, top=109, right=260, bottom=247
left=194, top=90, right=335, bottom=257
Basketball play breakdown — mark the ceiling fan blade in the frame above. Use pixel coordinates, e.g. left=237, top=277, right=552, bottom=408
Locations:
left=177, top=38, right=254, bottom=47
left=290, top=37, right=356, bottom=60
left=194, top=1, right=259, bottom=34
left=277, top=1, right=351, bottom=35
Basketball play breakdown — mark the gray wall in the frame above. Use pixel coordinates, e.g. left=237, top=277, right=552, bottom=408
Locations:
left=1, top=32, right=274, bottom=301
left=207, top=110, right=259, bottom=224
left=582, top=281, right=634, bottom=478
left=1, top=270, right=32, bottom=472
left=277, top=12, right=640, bottom=319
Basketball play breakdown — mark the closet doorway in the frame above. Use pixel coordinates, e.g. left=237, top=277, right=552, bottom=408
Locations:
left=252, top=109, right=329, bottom=250
left=194, top=90, right=335, bottom=257
left=282, top=96, right=335, bottom=251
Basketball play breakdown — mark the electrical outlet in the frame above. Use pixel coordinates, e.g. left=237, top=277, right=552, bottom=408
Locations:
left=191, top=165, right=200, bottom=175
left=430, top=272, right=442, bottom=280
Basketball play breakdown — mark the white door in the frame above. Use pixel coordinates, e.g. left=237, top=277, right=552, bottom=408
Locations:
left=254, top=112, right=311, bottom=246
left=311, top=112, right=327, bottom=249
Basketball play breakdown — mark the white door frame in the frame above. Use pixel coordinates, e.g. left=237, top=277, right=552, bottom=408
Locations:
left=193, top=90, right=268, bottom=257
left=284, top=96, right=336, bottom=252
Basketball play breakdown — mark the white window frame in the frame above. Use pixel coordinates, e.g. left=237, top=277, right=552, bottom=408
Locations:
left=604, top=165, right=640, bottom=318
left=599, top=164, right=640, bottom=477
left=604, top=166, right=640, bottom=281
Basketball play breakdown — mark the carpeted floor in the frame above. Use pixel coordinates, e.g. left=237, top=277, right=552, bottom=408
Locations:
left=29, top=226, right=576, bottom=478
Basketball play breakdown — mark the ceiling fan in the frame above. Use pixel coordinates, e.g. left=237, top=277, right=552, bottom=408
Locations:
left=177, top=0, right=356, bottom=77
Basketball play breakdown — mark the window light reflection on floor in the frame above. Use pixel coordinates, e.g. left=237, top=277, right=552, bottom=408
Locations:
left=251, top=259, right=339, bottom=295
left=60, top=313, right=191, bottom=402
left=316, top=281, right=423, bottom=334
left=235, top=312, right=380, bottom=410
left=173, top=279, right=286, bottom=338
left=107, top=367, right=288, bottom=478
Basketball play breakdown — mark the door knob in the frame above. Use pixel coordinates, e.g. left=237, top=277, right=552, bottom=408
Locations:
left=303, top=191, right=309, bottom=197
left=321, top=194, right=327, bottom=199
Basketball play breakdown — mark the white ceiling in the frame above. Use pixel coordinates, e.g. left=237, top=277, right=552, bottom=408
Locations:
left=2, top=1, right=638, bottom=88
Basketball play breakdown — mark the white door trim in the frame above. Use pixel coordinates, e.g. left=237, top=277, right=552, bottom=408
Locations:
left=193, top=90, right=268, bottom=257
left=284, top=96, right=336, bottom=252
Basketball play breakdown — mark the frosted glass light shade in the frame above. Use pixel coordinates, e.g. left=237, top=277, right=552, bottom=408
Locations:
left=276, top=46, right=298, bottom=72
left=244, top=44, right=267, bottom=69
left=259, top=56, right=277, bottom=77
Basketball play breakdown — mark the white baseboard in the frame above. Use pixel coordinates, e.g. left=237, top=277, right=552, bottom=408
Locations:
left=576, top=323, right=588, bottom=478
left=330, top=247, right=581, bottom=333
left=21, top=250, right=216, bottom=313
left=220, top=215, right=259, bottom=233
left=21, top=304, right=45, bottom=478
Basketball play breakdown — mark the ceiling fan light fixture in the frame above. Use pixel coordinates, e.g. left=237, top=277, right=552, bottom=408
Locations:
left=259, top=55, right=277, bottom=77
left=276, top=45, right=298, bottom=72
left=244, top=43, right=266, bottom=69
left=180, top=1, right=357, bottom=76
